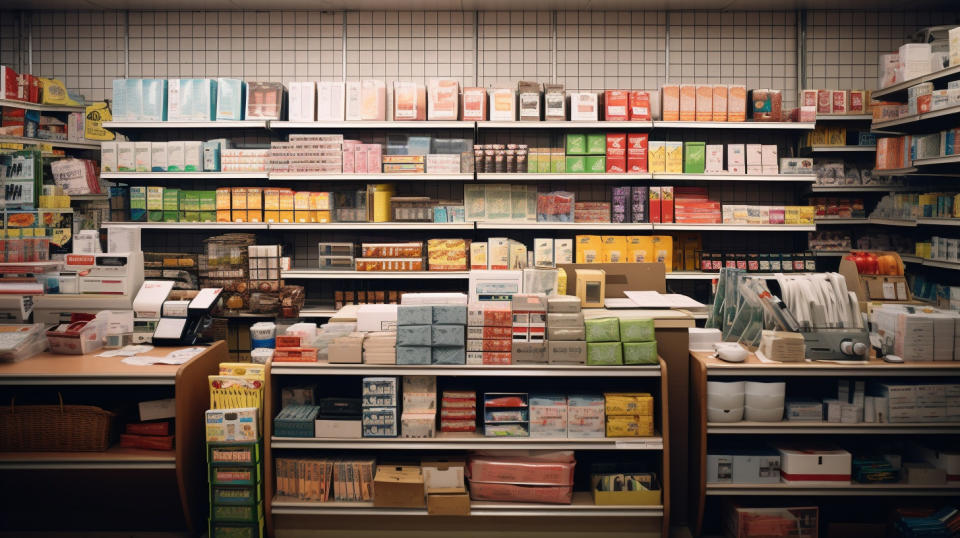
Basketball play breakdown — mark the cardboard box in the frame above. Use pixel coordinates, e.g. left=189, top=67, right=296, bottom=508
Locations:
left=427, top=488, right=471, bottom=515
left=777, top=445, right=852, bottom=483
left=662, top=85, right=679, bottom=121
left=422, top=458, right=466, bottom=489
left=696, top=85, right=713, bottom=121
left=314, top=419, right=361, bottom=438
left=373, top=465, right=425, bottom=508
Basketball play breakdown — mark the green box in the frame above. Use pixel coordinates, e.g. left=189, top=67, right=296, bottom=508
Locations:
left=587, top=342, right=623, bottom=366
left=566, top=134, right=587, bottom=155
left=623, top=341, right=658, bottom=365
left=620, top=317, right=655, bottom=342
left=130, top=187, right=147, bottom=222
left=146, top=186, right=164, bottom=210
left=585, top=155, right=606, bottom=173
left=200, top=211, right=217, bottom=222
left=181, top=190, right=200, bottom=211
left=565, top=155, right=586, bottom=174
left=684, top=142, right=706, bottom=174
left=585, top=317, right=620, bottom=342
left=163, top=210, right=179, bottom=222
left=550, top=153, right=564, bottom=173
left=528, top=151, right=538, bottom=173
left=182, top=211, right=200, bottom=222
left=163, top=188, right=180, bottom=211
left=538, top=152, right=552, bottom=173
left=148, top=210, right=164, bottom=222
left=199, top=191, right=217, bottom=211
left=586, top=133, right=606, bottom=155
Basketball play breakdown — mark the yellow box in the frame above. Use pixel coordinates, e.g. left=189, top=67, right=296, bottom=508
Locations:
left=626, top=236, right=653, bottom=263
left=576, top=235, right=603, bottom=264
left=606, top=415, right=654, bottom=437
left=217, top=210, right=231, bottom=222
left=279, top=210, right=294, bottom=223
left=427, top=238, right=468, bottom=271
left=294, top=191, right=311, bottom=210
left=310, top=192, right=331, bottom=211
left=264, top=211, right=280, bottom=223
left=592, top=488, right=661, bottom=506
left=294, top=210, right=312, bottom=223
left=231, top=188, right=247, bottom=210
left=216, top=188, right=232, bottom=210
left=648, top=142, right=666, bottom=173
left=246, top=210, right=261, bottom=222
left=263, top=188, right=281, bottom=211
left=316, top=210, right=332, bottom=223
left=604, top=393, right=654, bottom=416
left=601, top=236, right=628, bottom=263
left=665, top=143, right=683, bottom=174
left=279, top=190, right=295, bottom=211
left=246, top=187, right=262, bottom=209
left=798, top=206, right=815, bottom=224
left=232, top=210, right=248, bottom=223
left=784, top=206, right=800, bottom=224
left=651, top=236, right=673, bottom=273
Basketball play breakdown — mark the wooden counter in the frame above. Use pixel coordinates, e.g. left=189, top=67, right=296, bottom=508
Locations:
left=0, top=341, right=227, bottom=534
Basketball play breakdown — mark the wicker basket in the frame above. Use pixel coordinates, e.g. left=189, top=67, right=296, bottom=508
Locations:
left=0, top=395, right=115, bottom=452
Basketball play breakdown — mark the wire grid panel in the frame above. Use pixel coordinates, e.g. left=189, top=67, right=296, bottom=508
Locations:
left=805, top=10, right=960, bottom=93
left=476, top=11, right=552, bottom=88
left=346, top=11, right=475, bottom=86
left=29, top=11, right=126, bottom=102
left=0, top=14, right=21, bottom=71
left=668, top=11, right=799, bottom=110
left=556, top=11, right=666, bottom=93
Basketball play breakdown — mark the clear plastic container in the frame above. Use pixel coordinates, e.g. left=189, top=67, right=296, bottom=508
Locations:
left=0, top=324, right=48, bottom=362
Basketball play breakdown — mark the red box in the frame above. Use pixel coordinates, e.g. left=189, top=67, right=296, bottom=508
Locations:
left=629, top=91, right=651, bottom=121
left=467, top=482, right=572, bottom=504
left=649, top=187, right=661, bottom=223
left=918, top=94, right=932, bottom=114
left=120, top=433, right=175, bottom=451
left=606, top=157, right=627, bottom=173
left=604, top=90, right=629, bottom=121
left=606, top=132, right=627, bottom=154
left=276, top=335, right=301, bottom=348
left=661, top=186, right=674, bottom=223
left=470, top=326, right=511, bottom=339
left=831, top=91, right=847, bottom=114
left=0, top=66, right=18, bottom=100
left=472, top=339, right=512, bottom=352
left=801, top=89, right=817, bottom=107
left=817, top=89, right=831, bottom=114
left=273, top=347, right=319, bottom=362
left=627, top=133, right=648, bottom=173
left=468, top=455, right=575, bottom=486
left=125, top=422, right=171, bottom=436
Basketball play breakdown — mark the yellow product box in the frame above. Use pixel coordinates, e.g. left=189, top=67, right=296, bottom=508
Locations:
left=316, top=210, right=332, bottom=223
left=798, top=206, right=815, bottom=224
left=279, top=210, right=294, bottom=223
left=827, top=127, right=846, bottom=146
left=279, top=190, right=295, bottom=211
left=246, top=187, right=262, bottom=209
left=626, top=236, right=653, bottom=263
left=264, top=211, right=280, bottom=223
left=606, top=415, right=655, bottom=437
left=427, top=238, right=468, bottom=271
left=678, top=232, right=702, bottom=272
left=648, top=141, right=666, bottom=173
left=665, top=142, right=683, bottom=174
left=216, top=188, right=232, bottom=210
left=293, top=211, right=311, bottom=223
left=231, top=188, right=248, bottom=210
left=217, top=210, right=232, bottom=222
left=232, top=210, right=248, bottom=223
left=263, top=188, right=281, bottom=211
left=954, top=194, right=960, bottom=218
left=147, top=186, right=164, bottom=210
left=576, top=235, right=603, bottom=264
left=604, top=393, right=654, bottom=416
left=601, top=236, right=628, bottom=263
left=246, top=210, right=261, bottom=223
left=784, top=206, right=801, bottom=224
left=310, top=192, right=332, bottom=211
left=294, top=191, right=311, bottom=211
left=651, top=236, right=673, bottom=272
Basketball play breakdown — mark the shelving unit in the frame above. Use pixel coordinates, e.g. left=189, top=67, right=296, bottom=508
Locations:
left=281, top=269, right=470, bottom=280
left=809, top=185, right=909, bottom=192
left=689, top=349, right=960, bottom=537
left=0, top=135, right=100, bottom=150
left=0, top=343, right=226, bottom=533
left=807, top=145, right=876, bottom=153
left=0, top=99, right=86, bottom=113
left=264, top=357, right=672, bottom=537
left=101, top=172, right=269, bottom=180
left=102, top=221, right=269, bottom=230
left=815, top=114, right=873, bottom=122
left=102, top=120, right=269, bottom=129
left=871, top=64, right=960, bottom=101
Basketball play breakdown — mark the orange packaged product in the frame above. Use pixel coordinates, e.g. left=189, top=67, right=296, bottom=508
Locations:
left=272, top=347, right=319, bottom=362
left=696, top=85, right=713, bottom=121
left=361, top=242, right=423, bottom=258
left=246, top=209, right=262, bottom=223
left=661, top=85, right=680, bottom=121
left=462, top=87, right=488, bottom=121
left=355, top=258, right=424, bottom=272
left=712, top=85, right=728, bottom=121
left=427, top=238, right=468, bottom=271
left=231, top=187, right=247, bottom=210
left=603, top=90, right=629, bottom=121
left=628, top=91, right=651, bottom=121
left=679, top=84, right=696, bottom=121
left=263, top=188, right=282, bottom=211
left=216, top=188, right=232, bottom=210
left=279, top=190, right=295, bottom=211
left=246, top=187, right=262, bottom=210
left=875, top=137, right=903, bottom=170
left=728, top=85, right=747, bottom=122
left=217, top=210, right=231, bottom=222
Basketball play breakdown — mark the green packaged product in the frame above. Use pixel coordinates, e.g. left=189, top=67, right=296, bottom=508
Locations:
left=623, top=341, right=658, bottom=365
left=585, top=317, right=620, bottom=342
left=550, top=153, right=565, bottom=173
left=586, top=133, right=606, bottom=155
left=565, top=155, right=586, bottom=174
left=585, top=155, right=606, bottom=173
left=566, top=134, right=587, bottom=155
left=620, top=318, right=655, bottom=342
left=684, top=142, right=706, bottom=174
left=587, top=342, right=623, bottom=365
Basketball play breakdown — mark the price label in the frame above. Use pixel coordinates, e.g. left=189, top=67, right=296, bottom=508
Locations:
left=882, top=281, right=896, bottom=300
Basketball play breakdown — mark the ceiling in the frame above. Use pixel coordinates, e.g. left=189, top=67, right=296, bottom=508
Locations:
left=4, top=0, right=959, bottom=10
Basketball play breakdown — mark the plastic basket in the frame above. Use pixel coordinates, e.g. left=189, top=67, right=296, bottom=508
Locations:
left=0, top=395, right=114, bottom=451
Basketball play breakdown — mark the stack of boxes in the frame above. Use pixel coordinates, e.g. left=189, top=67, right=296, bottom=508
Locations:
left=511, top=294, right=547, bottom=364
left=361, top=376, right=398, bottom=438
left=207, top=441, right=264, bottom=537
left=483, top=392, right=529, bottom=437
left=605, top=393, right=655, bottom=437
left=565, top=133, right=607, bottom=174
left=441, top=390, right=477, bottom=434
left=529, top=394, right=567, bottom=437
left=620, top=318, right=658, bottom=365
left=467, top=303, right=513, bottom=365
left=568, top=395, right=606, bottom=438
left=546, top=295, right=586, bottom=365
left=582, top=317, right=658, bottom=366
left=400, top=376, right=437, bottom=439
left=269, top=134, right=343, bottom=175
left=395, top=302, right=467, bottom=365
left=674, top=187, right=722, bottom=224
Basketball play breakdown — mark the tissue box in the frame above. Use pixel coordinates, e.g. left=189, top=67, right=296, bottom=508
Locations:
left=623, top=342, right=658, bottom=365
left=619, top=318, right=654, bottom=342
left=398, top=305, right=432, bottom=326
left=432, top=346, right=466, bottom=365
left=587, top=342, right=623, bottom=366
left=567, top=395, right=605, bottom=438
left=398, top=325, right=431, bottom=347
left=431, top=325, right=465, bottom=347
left=585, top=317, right=620, bottom=342
left=433, top=305, right=467, bottom=325
left=397, top=346, right=431, bottom=365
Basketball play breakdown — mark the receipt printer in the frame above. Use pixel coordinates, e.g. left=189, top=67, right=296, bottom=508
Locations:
left=151, top=288, right=223, bottom=347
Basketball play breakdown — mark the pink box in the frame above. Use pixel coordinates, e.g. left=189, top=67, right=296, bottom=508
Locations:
left=467, top=482, right=573, bottom=504
left=817, top=89, right=832, bottom=114
left=467, top=455, right=575, bottom=485
left=769, top=207, right=785, bottom=224
left=799, top=105, right=817, bottom=122
left=355, top=146, right=368, bottom=174
left=366, top=144, right=382, bottom=173
left=832, top=90, right=848, bottom=114
left=746, top=144, right=762, bottom=167
left=360, top=80, right=386, bottom=121
left=761, top=145, right=778, bottom=166
left=801, top=89, right=818, bottom=108
left=342, top=148, right=355, bottom=173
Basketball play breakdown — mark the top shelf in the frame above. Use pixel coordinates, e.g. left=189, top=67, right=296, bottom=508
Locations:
left=872, top=64, right=960, bottom=101
left=691, top=350, right=960, bottom=377
left=102, top=120, right=269, bottom=129
left=0, top=99, right=87, bottom=113
left=815, top=114, right=873, bottom=122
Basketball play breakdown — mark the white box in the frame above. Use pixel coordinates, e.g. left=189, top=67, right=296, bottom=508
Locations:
left=314, top=419, right=361, bottom=438
left=133, top=280, right=174, bottom=320
left=139, top=398, right=176, bottom=421
left=345, top=80, right=362, bottom=121
left=489, top=88, right=516, bottom=121
left=705, top=144, right=724, bottom=173
left=151, top=142, right=167, bottom=172
left=422, top=459, right=466, bottom=489
left=401, top=412, right=436, bottom=438
left=107, top=225, right=141, bottom=254
left=777, top=445, right=852, bottom=483
left=184, top=141, right=203, bottom=172
left=554, top=239, right=573, bottom=264
left=100, top=141, right=118, bottom=172
left=706, top=454, right=733, bottom=483
left=534, top=238, right=554, bottom=268
left=166, top=141, right=185, bottom=171
left=570, top=92, right=599, bottom=121
left=316, top=81, right=345, bottom=121
left=951, top=27, right=960, bottom=68
left=357, top=303, right=398, bottom=332
left=288, top=81, right=316, bottom=122
left=117, top=142, right=135, bottom=172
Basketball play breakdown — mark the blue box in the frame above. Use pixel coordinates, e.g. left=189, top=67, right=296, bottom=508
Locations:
left=431, top=325, right=465, bottom=346
left=397, top=305, right=432, bottom=326
left=432, top=346, right=466, bottom=365
left=216, top=78, right=246, bottom=121
left=397, top=346, right=431, bottom=365
left=397, top=325, right=431, bottom=347
left=407, top=136, right=432, bottom=156
left=432, top=305, right=467, bottom=325
left=141, top=79, right=167, bottom=121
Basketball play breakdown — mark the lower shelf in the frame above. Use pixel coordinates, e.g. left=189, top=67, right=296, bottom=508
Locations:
left=0, top=446, right=176, bottom=470
left=272, top=432, right=664, bottom=450
left=272, top=492, right=664, bottom=517
left=706, top=482, right=960, bottom=496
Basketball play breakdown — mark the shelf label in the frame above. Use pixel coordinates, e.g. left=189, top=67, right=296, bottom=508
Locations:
left=614, top=440, right=663, bottom=450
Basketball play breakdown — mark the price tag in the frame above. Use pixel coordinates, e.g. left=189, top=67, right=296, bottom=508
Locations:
left=614, top=440, right=664, bottom=450
left=882, top=281, right=896, bottom=300
left=895, top=281, right=908, bottom=300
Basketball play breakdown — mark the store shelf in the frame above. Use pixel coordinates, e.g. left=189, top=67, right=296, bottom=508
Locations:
left=808, top=145, right=876, bottom=153
left=902, top=254, right=923, bottom=264
left=922, top=259, right=960, bottom=270
left=872, top=105, right=960, bottom=133
left=654, top=224, right=816, bottom=231
left=272, top=433, right=663, bottom=451
left=814, top=218, right=867, bottom=225
left=270, top=120, right=474, bottom=129
left=696, top=352, right=960, bottom=377
left=269, top=222, right=473, bottom=230
left=0, top=136, right=100, bottom=150
left=810, top=185, right=909, bottom=192
left=872, top=167, right=917, bottom=176
left=811, top=251, right=848, bottom=257
left=478, top=121, right=654, bottom=129
left=873, top=64, right=960, bottom=101
left=913, top=154, right=960, bottom=167
left=268, top=173, right=473, bottom=181
left=666, top=272, right=794, bottom=280
left=868, top=217, right=917, bottom=227
left=815, top=114, right=874, bottom=121
left=652, top=173, right=816, bottom=182
left=476, top=222, right=654, bottom=230
left=707, top=422, right=960, bottom=435
left=917, top=217, right=960, bottom=226
left=870, top=114, right=919, bottom=131
left=281, top=270, right=470, bottom=280
left=272, top=492, right=664, bottom=518
left=297, top=305, right=338, bottom=318
left=653, top=121, right=815, bottom=130
left=102, top=221, right=269, bottom=230
left=0, top=99, right=87, bottom=113
left=0, top=446, right=176, bottom=470
left=270, top=362, right=661, bottom=377
left=477, top=173, right=653, bottom=181
left=102, top=120, right=268, bottom=129
left=706, top=482, right=960, bottom=497
left=69, top=193, right=111, bottom=200
left=101, top=172, right=269, bottom=180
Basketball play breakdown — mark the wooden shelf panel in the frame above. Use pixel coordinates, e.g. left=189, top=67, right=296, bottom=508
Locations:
left=0, top=446, right=176, bottom=469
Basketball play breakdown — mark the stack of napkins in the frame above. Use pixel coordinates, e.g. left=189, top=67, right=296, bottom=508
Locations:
left=363, top=331, right=397, bottom=364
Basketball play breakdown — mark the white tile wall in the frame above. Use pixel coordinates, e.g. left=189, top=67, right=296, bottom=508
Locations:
left=0, top=14, right=20, bottom=71
left=478, top=11, right=551, bottom=88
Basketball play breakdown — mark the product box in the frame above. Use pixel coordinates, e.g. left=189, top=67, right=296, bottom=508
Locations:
left=712, top=85, right=728, bottom=121
left=627, top=133, right=648, bottom=173
left=604, top=90, right=629, bottom=121
left=571, top=92, right=599, bottom=121
left=462, top=87, right=487, bottom=121
left=665, top=141, right=682, bottom=173
left=776, top=445, right=852, bottom=483
left=428, top=79, right=460, bottom=121
left=728, top=85, right=747, bottom=122
left=490, top=87, right=516, bottom=121
left=661, top=85, right=680, bottom=121
left=205, top=408, right=259, bottom=442
left=696, top=85, right=713, bottom=121
left=679, top=84, right=696, bottom=121
left=373, top=465, right=425, bottom=508
left=629, top=90, right=651, bottom=121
